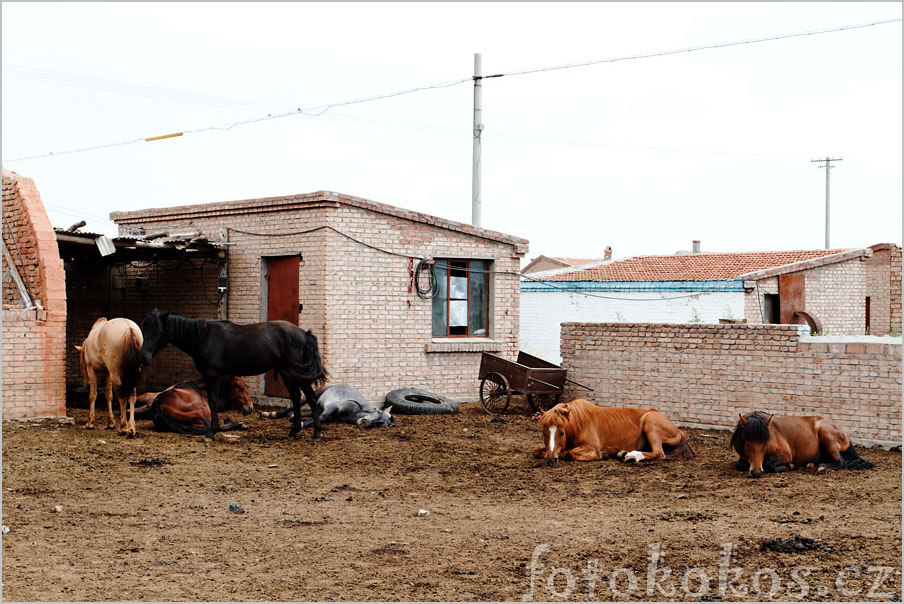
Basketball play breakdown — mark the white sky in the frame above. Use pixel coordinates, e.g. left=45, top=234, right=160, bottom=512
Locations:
left=2, top=2, right=901, bottom=264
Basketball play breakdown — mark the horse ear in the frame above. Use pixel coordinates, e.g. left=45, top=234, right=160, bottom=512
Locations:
left=384, top=406, right=392, bottom=415
left=765, top=414, right=774, bottom=427
left=738, top=413, right=748, bottom=426
left=74, top=344, right=82, bottom=351
left=560, top=404, right=571, bottom=418
left=160, top=311, right=170, bottom=322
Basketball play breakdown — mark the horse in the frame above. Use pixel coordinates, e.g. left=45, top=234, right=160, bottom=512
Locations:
left=261, top=383, right=395, bottom=428
left=532, top=398, right=696, bottom=467
left=139, top=309, right=327, bottom=439
left=74, top=317, right=144, bottom=437
left=731, top=411, right=874, bottom=478
left=134, top=377, right=253, bottom=435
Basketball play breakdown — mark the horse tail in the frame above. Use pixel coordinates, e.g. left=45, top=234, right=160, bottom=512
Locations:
left=117, top=328, right=144, bottom=397
left=289, top=328, right=328, bottom=388
left=840, top=444, right=874, bottom=470
left=665, top=433, right=697, bottom=461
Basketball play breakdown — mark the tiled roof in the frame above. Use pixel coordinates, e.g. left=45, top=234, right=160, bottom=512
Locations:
left=546, top=249, right=853, bottom=282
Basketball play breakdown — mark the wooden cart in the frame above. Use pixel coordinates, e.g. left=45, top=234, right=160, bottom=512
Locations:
left=477, top=351, right=568, bottom=415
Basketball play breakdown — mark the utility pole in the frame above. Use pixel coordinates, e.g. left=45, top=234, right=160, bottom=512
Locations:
left=811, top=156, right=842, bottom=249
left=472, top=53, right=483, bottom=227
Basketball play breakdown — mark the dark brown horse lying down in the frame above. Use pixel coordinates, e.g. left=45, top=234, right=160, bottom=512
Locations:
left=731, top=411, right=873, bottom=478
left=532, top=399, right=696, bottom=467
left=134, top=377, right=253, bottom=435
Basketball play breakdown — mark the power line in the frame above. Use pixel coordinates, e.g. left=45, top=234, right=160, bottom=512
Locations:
left=5, top=17, right=899, bottom=163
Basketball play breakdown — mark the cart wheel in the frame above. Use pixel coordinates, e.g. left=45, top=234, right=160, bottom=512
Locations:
left=480, top=372, right=511, bottom=415
left=528, top=393, right=560, bottom=413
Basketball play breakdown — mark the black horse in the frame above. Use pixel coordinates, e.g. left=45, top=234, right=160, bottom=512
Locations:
left=139, top=309, right=327, bottom=439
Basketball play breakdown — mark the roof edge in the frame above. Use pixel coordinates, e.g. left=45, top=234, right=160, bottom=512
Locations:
left=737, top=248, right=870, bottom=281
left=110, top=190, right=528, bottom=253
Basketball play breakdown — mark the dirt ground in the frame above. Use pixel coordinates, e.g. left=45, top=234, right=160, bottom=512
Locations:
left=2, top=399, right=901, bottom=602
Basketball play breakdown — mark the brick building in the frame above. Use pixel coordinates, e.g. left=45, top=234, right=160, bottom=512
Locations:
left=522, top=245, right=902, bottom=363
left=2, top=169, right=68, bottom=420
left=105, top=191, right=528, bottom=403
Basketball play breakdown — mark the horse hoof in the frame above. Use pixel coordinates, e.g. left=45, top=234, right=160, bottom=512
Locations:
left=616, top=451, right=627, bottom=460
left=84, top=423, right=94, bottom=430
left=289, top=431, right=300, bottom=439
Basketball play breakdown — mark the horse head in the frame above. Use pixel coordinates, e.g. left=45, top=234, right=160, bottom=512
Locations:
left=537, top=403, right=572, bottom=467
left=732, top=411, right=773, bottom=478
left=139, top=309, right=170, bottom=366
left=226, top=377, right=254, bottom=416
left=356, top=405, right=395, bottom=429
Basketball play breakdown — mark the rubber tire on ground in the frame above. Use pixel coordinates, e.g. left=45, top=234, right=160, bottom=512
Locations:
left=384, top=388, right=459, bottom=415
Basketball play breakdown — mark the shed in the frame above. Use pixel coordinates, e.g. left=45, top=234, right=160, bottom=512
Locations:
left=109, top=191, right=529, bottom=403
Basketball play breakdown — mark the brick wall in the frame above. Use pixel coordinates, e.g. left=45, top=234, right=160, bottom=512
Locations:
left=1, top=170, right=67, bottom=419
left=111, top=192, right=527, bottom=403
left=891, top=246, right=902, bottom=335
left=865, top=246, right=892, bottom=335
left=560, top=323, right=902, bottom=446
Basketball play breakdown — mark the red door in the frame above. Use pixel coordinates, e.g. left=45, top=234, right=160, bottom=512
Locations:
left=264, top=255, right=300, bottom=397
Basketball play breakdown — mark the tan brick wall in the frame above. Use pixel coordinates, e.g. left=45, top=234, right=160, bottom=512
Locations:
left=1, top=171, right=67, bottom=419
left=744, top=259, right=875, bottom=335
left=560, top=323, right=902, bottom=446
left=889, top=246, right=901, bottom=335
left=865, top=247, right=892, bottom=335
left=112, top=193, right=526, bottom=403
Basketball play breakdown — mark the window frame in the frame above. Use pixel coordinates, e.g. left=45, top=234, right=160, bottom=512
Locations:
left=433, top=258, right=491, bottom=338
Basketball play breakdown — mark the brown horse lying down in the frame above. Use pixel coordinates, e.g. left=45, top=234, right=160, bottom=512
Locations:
left=134, top=377, right=252, bottom=435
left=731, top=411, right=873, bottom=478
left=532, top=399, right=696, bottom=467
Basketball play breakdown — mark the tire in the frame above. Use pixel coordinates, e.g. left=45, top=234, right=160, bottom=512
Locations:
left=384, top=388, right=458, bottom=415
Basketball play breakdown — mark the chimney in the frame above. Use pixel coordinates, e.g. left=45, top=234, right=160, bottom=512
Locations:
left=604, top=246, right=612, bottom=261
left=692, top=240, right=701, bottom=254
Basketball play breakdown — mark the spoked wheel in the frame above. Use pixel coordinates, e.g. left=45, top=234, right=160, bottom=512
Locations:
left=479, top=372, right=511, bottom=415
left=528, top=393, right=561, bottom=413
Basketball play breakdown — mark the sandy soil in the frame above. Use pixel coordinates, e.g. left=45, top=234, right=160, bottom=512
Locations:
left=2, top=400, right=901, bottom=602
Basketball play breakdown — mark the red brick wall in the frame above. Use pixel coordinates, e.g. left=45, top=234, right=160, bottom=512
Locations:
left=1, top=170, right=67, bottom=419
left=112, top=192, right=527, bottom=403
left=560, top=323, right=902, bottom=446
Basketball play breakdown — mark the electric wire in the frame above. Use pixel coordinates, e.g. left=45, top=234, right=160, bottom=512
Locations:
left=5, top=17, right=897, bottom=163
left=229, top=224, right=717, bottom=302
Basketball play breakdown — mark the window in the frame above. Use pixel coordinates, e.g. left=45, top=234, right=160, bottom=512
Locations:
left=432, top=259, right=490, bottom=337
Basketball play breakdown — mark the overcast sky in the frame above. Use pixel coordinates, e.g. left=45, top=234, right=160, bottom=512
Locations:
left=2, top=2, right=901, bottom=263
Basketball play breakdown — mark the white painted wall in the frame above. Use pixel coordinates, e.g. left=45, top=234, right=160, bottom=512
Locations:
left=520, top=289, right=746, bottom=364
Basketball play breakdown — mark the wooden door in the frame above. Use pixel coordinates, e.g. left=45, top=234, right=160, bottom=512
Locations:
left=264, top=255, right=300, bottom=397
left=778, top=273, right=805, bottom=325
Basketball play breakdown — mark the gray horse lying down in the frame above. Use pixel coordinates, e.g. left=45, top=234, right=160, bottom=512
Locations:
left=262, top=383, right=395, bottom=428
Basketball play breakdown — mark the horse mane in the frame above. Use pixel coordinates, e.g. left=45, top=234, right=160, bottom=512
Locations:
left=730, top=411, right=772, bottom=451
left=166, top=314, right=208, bottom=346
left=538, top=398, right=596, bottom=434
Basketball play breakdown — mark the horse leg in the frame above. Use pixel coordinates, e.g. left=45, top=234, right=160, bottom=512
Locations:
left=816, top=423, right=845, bottom=472
left=204, top=376, right=224, bottom=435
left=563, top=444, right=603, bottom=462
left=125, top=388, right=137, bottom=437
left=285, top=380, right=304, bottom=439
left=734, top=459, right=750, bottom=472
left=85, top=369, right=99, bottom=429
left=104, top=377, right=117, bottom=429
left=621, top=419, right=683, bottom=462
left=531, top=446, right=547, bottom=459
left=300, top=382, right=322, bottom=439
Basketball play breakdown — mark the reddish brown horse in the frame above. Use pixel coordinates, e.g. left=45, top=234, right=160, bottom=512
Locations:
left=134, top=377, right=253, bottom=435
left=731, top=411, right=873, bottom=478
left=75, top=317, right=143, bottom=436
left=532, top=399, right=696, bottom=467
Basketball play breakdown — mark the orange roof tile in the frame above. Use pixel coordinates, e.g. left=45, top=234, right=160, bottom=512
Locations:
left=547, top=249, right=852, bottom=282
